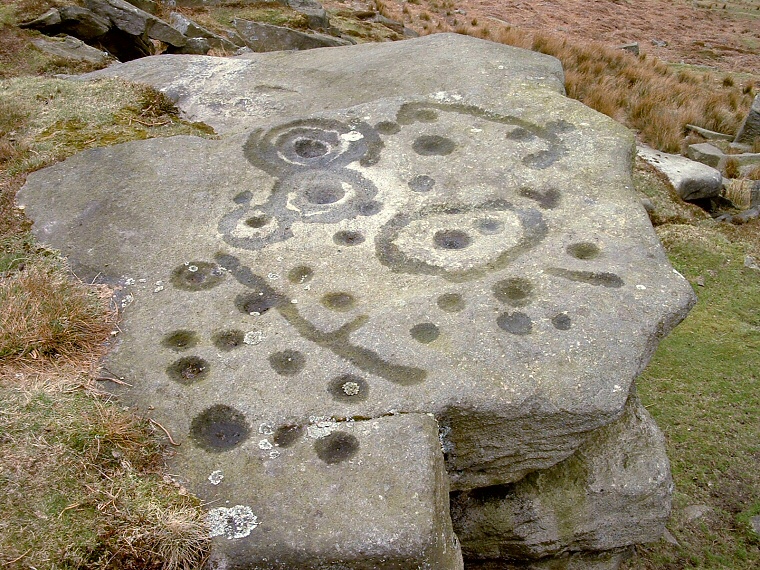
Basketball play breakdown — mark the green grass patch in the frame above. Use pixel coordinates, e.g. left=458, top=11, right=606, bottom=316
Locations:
left=629, top=223, right=760, bottom=569
left=0, top=385, right=209, bottom=569
left=0, top=76, right=215, bottom=176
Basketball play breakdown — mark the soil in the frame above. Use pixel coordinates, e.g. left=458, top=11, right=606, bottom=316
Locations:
left=328, top=0, right=760, bottom=75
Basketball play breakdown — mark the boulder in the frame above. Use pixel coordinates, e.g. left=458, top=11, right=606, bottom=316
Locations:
left=637, top=144, right=723, bottom=201
left=165, top=37, right=211, bottom=55
left=21, top=34, right=693, bottom=566
left=84, top=0, right=187, bottom=46
left=284, top=0, right=331, bottom=30
left=169, top=12, right=238, bottom=51
left=233, top=18, right=352, bottom=52
left=687, top=142, right=724, bottom=168
left=31, top=35, right=113, bottom=66
left=451, top=396, right=672, bottom=561
left=734, top=94, right=760, bottom=146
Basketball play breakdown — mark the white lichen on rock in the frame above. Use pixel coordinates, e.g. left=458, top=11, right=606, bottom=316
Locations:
left=208, top=470, right=224, bottom=485
left=207, top=505, right=260, bottom=539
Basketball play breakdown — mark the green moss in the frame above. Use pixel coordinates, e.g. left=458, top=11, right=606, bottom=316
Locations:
left=210, top=4, right=309, bottom=29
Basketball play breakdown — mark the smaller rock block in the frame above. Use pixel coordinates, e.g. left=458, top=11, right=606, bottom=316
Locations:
left=637, top=144, right=722, bottom=201
left=735, top=94, right=760, bottom=145
left=686, top=142, right=724, bottom=169
left=450, top=395, right=671, bottom=562
left=169, top=12, right=238, bottom=51
left=31, top=35, right=112, bottom=65
left=234, top=18, right=352, bottom=52
left=180, top=413, right=463, bottom=569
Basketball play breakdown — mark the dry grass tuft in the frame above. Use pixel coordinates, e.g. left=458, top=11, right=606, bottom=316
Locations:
left=0, top=257, right=116, bottom=361
left=428, top=20, right=756, bottom=153
left=0, top=384, right=211, bottom=569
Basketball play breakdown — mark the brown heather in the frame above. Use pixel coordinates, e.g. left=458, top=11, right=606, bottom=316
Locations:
left=417, top=21, right=755, bottom=153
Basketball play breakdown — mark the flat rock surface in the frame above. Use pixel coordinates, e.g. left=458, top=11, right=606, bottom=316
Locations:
left=79, top=33, right=566, bottom=134
left=19, top=86, right=694, bottom=489
left=19, top=34, right=695, bottom=566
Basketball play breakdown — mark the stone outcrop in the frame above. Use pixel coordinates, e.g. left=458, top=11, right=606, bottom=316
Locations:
left=31, top=34, right=113, bottom=66
left=169, top=12, right=238, bottom=52
left=637, top=144, right=723, bottom=201
left=734, top=94, right=760, bottom=146
left=19, top=34, right=694, bottom=568
left=84, top=0, right=186, bottom=47
left=451, top=395, right=671, bottom=562
left=233, top=18, right=352, bottom=52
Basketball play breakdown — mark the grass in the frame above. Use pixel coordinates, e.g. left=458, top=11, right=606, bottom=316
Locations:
left=624, top=223, right=760, bottom=569
left=0, top=381, right=209, bottom=569
left=0, top=39, right=216, bottom=568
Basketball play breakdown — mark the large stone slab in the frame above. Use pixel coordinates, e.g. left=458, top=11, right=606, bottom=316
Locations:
left=18, top=35, right=694, bottom=565
left=18, top=88, right=694, bottom=490
left=78, top=33, right=566, bottom=135
left=450, top=395, right=671, bottom=562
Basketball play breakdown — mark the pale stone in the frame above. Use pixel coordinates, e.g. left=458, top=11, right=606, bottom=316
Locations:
left=637, top=144, right=723, bottom=200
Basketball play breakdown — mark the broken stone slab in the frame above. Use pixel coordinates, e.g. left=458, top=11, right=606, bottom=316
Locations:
left=169, top=12, right=238, bottom=51
left=31, top=35, right=113, bottom=66
left=233, top=18, right=352, bottom=52
left=285, top=0, right=331, bottom=30
left=84, top=0, right=187, bottom=46
left=450, top=395, right=671, bottom=561
left=189, top=413, right=463, bottom=569
left=637, top=144, right=723, bottom=201
left=19, top=81, right=695, bottom=492
left=20, top=6, right=113, bottom=41
left=686, top=142, right=723, bottom=168
left=686, top=124, right=733, bottom=141
left=735, top=93, right=760, bottom=145
left=79, top=33, right=567, bottom=135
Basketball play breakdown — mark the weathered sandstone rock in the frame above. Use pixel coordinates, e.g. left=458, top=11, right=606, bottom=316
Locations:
left=233, top=18, right=351, bottom=52
left=637, top=144, right=723, bottom=201
left=19, top=34, right=693, bottom=567
left=169, top=12, right=238, bottom=51
left=735, top=94, right=760, bottom=145
left=451, top=395, right=671, bottom=561
left=31, top=35, right=113, bottom=66
left=80, top=34, right=566, bottom=134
